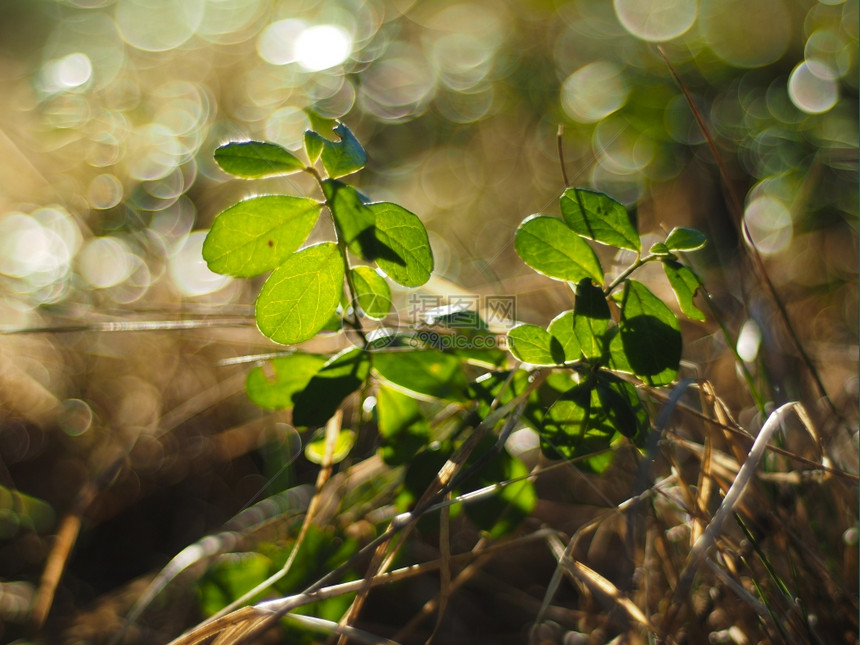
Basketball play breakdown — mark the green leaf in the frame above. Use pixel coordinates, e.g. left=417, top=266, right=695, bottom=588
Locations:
left=376, top=385, right=430, bottom=466
left=246, top=353, right=328, bottom=409
left=594, top=372, right=650, bottom=443
left=373, top=349, right=468, bottom=402
left=665, top=227, right=707, bottom=252
left=573, top=279, right=611, bottom=360
left=256, top=243, right=345, bottom=345
left=319, top=122, right=367, bottom=179
left=507, top=324, right=564, bottom=365
left=304, top=130, right=324, bottom=163
left=663, top=260, right=706, bottom=322
left=323, top=180, right=377, bottom=261
left=560, top=188, right=640, bottom=252
left=292, top=347, right=370, bottom=427
left=614, top=280, right=681, bottom=386
left=203, top=196, right=321, bottom=277
left=547, top=310, right=581, bottom=364
left=541, top=381, right=617, bottom=460
left=305, top=429, right=356, bottom=464
left=214, top=141, right=305, bottom=178
left=371, top=202, right=434, bottom=287
left=514, top=215, right=603, bottom=283
left=350, top=266, right=391, bottom=320
left=649, top=242, right=672, bottom=257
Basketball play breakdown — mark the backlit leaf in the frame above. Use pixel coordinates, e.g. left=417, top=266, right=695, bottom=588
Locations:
left=615, top=280, right=681, bottom=386
left=665, top=227, right=707, bottom=252
left=319, top=122, right=366, bottom=179
left=507, top=324, right=564, bottom=365
left=305, top=430, right=356, bottom=464
left=541, top=381, right=616, bottom=460
left=376, top=385, right=430, bottom=466
left=560, top=188, right=640, bottom=252
left=256, top=243, right=344, bottom=345
left=203, top=196, right=320, bottom=277
left=573, top=279, right=611, bottom=360
left=246, top=353, right=328, bottom=409
left=547, top=310, right=581, bottom=363
left=663, top=259, right=706, bottom=321
left=323, top=180, right=377, bottom=261
left=371, top=202, right=434, bottom=287
left=373, top=349, right=468, bottom=402
left=292, top=347, right=370, bottom=427
left=350, top=266, right=391, bottom=320
left=515, top=215, right=603, bottom=283
left=214, top=141, right=304, bottom=178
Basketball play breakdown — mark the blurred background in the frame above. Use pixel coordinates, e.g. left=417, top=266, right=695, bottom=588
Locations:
left=0, top=0, right=856, bottom=642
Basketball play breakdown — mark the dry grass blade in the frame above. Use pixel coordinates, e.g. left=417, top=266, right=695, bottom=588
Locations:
left=545, top=534, right=657, bottom=634
left=426, top=491, right=452, bottom=645
left=663, top=402, right=797, bottom=633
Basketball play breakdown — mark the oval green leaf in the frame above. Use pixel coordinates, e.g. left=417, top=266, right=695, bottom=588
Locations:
left=305, top=429, right=356, bottom=464
left=292, top=347, right=370, bottom=427
left=573, top=279, right=611, bottom=360
left=371, top=202, right=434, bottom=287
left=507, top=324, right=564, bottom=366
left=376, top=385, right=430, bottom=466
left=373, top=349, right=468, bottom=402
left=663, top=259, right=706, bottom=321
left=319, top=122, right=366, bottom=179
left=246, top=353, right=328, bottom=409
left=256, top=243, right=345, bottom=345
left=665, top=227, right=707, bottom=252
left=350, top=266, right=391, bottom=320
left=541, top=381, right=616, bottom=461
left=214, top=141, right=305, bottom=178
left=560, top=188, right=640, bottom=252
left=547, top=310, right=581, bottom=364
left=323, top=180, right=377, bottom=261
left=514, top=215, right=603, bottom=283
left=614, top=280, right=681, bottom=386
left=203, top=195, right=321, bottom=277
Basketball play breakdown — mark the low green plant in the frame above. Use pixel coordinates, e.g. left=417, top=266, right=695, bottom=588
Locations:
left=198, top=119, right=708, bottom=628
left=204, top=120, right=707, bottom=473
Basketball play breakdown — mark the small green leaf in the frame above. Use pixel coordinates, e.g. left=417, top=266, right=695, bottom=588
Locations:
left=304, top=130, right=324, bottom=163
left=305, top=429, right=356, bottom=464
left=256, top=243, right=345, bottom=345
left=663, top=260, right=706, bottom=321
left=371, top=202, right=434, bottom=287
left=649, top=242, right=672, bottom=257
left=214, top=141, right=305, bottom=178
left=246, top=353, right=328, bottom=409
left=470, top=370, right=574, bottom=433
left=373, top=349, right=468, bottom=402
left=319, top=122, right=366, bottom=179
left=560, top=188, right=640, bottom=252
left=292, top=347, right=370, bottom=427
left=376, top=385, right=430, bottom=466
left=507, top=324, right=564, bottom=365
left=573, top=279, right=611, bottom=360
left=514, top=215, right=603, bottom=283
left=594, top=372, right=650, bottom=443
left=203, top=196, right=321, bottom=277
left=323, top=180, right=377, bottom=261
left=614, top=280, right=681, bottom=386
left=541, top=381, right=616, bottom=460
left=350, top=266, right=391, bottom=320
left=547, top=310, right=581, bottom=363
left=665, top=227, right=707, bottom=252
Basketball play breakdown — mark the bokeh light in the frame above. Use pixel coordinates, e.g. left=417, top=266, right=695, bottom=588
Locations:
left=788, top=59, right=839, bottom=113
left=613, top=0, right=697, bottom=42
left=561, top=61, right=629, bottom=123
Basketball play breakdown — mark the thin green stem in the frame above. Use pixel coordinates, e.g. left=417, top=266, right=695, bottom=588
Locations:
left=605, top=253, right=660, bottom=294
